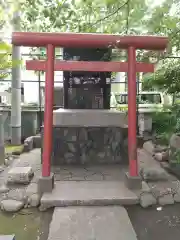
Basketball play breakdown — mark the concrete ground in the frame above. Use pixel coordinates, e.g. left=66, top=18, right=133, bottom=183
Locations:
left=127, top=205, right=180, bottom=240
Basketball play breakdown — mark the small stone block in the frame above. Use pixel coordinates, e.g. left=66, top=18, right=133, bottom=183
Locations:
left=38, top=173, right=54, bottom=193
left=124, top=172, right=142, bottom=190
left=158, top=194, right=174, bottom=205
left=174, top=192, right=180, bottom=202
left=7, top=167, right=34, bottom=184
left=0, top=235, right=15, bottom=240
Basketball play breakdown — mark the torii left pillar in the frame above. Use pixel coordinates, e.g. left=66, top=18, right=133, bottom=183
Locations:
left=39, top=44, right=55, bottom=192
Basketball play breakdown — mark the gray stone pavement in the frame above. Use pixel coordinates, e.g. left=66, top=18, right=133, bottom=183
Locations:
left=0, top=148, right=174, bottom=185
left=52, top=164, right=128, bottom=181
left=48, top=206, right=138, bottom=240
left=0, top=149, right=128, bottom=184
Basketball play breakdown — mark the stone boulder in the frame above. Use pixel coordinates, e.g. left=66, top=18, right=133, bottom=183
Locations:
left=140, top=167, right=169, bottom=181
left=0, top=185, right=9, bottom=194
left=0, top=165, right=4, bottom=173
left=8, top=189, right=27, bottom=203
left=33, top=135, right=41, bottom=148
left=28, top=193, right=41, bottom=207
left=154, top=145, right=168, bottom=153
left=139, top=182, right=156, bottom=208
left=143, top=141, right=154, bottom=155
left=7, top=167, right=34, bottom=184
left=23, top=136, right=34, bottom=152
left=169, top=134, right=180, bottom=169
left=1, top=199, right=24, bottom=212
left=154, top=151, right=169, bottom=162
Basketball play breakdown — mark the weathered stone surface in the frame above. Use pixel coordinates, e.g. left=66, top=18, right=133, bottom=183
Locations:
left=0, top=165, right=4, bottom=172
left=7, top=167, right=34, bottom=184
left=41, top=181, right=139, bottom=209
left=140, top=167, right=169, bottom=181
left=0, top=193, right=8, bottom=201
left=0, top=235, right=15, bottom=240
left=26, top=183, right=38, bottom=196
left=154, top=145, right=168, bottom=153
left=33, top=135, right=41, bottom=148
left=1, top=199, right=24, bottom=212
left=24, top=136, right=34, bottom=152
left=170, top=180, right=180, bottom=194
left=143, top=141, right=154, bottom=155
left=4, top=155, right=14, bottom=167
left=139, top=182, right=156, bottom=208
left=8, top=189, right=27, bottom=203
left=28, top=193, right=41, bottom=207
left=154, top=153, right=163, bottom=161
left=174, top=192, right=180, bottom=202
left=169, top=134, right=180, bottom=169
left=154, top=151, right=169, bottom=162
left=140, top=192, right=157, bottom=208
left=47, top=207, right=138, bottom=240
left=171, top=181, right=180, bottom=202
left=170, top=134, right=180, bottom=149
left=44, top=126, right=128, bottom=165
left=0, top=185, right=9, bottom=194
left=158, top=194, right=174, bottom=205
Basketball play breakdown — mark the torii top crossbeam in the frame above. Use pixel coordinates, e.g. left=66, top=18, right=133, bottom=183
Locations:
left=12, top=32, right=168, bottom=50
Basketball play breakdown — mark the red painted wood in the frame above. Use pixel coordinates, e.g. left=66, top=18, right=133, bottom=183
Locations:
left=26, top=60, right=154, bottom=73
left=12, top=32, right=168, bottom=50
left=128, top=46, right=138, bottom=177
left=42, top=44, right=55, bottom=177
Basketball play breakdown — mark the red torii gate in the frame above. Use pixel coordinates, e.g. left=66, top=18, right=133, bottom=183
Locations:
left=12, top=32, right=168, bottom=186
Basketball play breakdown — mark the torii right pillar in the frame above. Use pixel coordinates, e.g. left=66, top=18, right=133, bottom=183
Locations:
left=125, top=46, right=140, bottom=189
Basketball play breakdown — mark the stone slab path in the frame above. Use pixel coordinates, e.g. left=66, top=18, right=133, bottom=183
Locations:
left=47, top=206, right=138, bottom=240
left=41, top=181, right=139, bottom=209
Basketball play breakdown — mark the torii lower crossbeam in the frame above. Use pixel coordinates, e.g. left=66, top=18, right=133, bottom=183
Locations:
left=26, top=60, right=154, bottom=72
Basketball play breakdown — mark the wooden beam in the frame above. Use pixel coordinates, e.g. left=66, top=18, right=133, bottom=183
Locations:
left=26, top=60, right=154, bottom=73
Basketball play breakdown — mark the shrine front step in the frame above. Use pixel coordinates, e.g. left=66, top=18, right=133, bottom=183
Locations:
left=40, top=181, right=139, bottom=209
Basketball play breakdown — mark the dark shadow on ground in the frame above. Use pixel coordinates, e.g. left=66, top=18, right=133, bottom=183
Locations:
left=126, top=205, right=180, bottom=240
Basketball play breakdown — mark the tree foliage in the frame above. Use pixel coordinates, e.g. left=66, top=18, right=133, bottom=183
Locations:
left=143, top=59, right=180, bottom=94
left=0, top=2, right=22, bottom=80
left=20, top=0, right=149, bottom=34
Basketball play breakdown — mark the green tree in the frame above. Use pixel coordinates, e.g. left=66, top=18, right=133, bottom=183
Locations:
left=144, top=0, right=180, bottom=51
left=20, top=0, right=149, bottom=34
left=0, top=2, right=22, bottom=81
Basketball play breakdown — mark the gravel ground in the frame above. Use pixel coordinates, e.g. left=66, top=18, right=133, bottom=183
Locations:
left=126, top=205, right=180, bottom=240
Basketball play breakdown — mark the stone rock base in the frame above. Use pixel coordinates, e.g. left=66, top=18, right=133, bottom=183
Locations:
left=42, top=126, right=128, bottom=165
